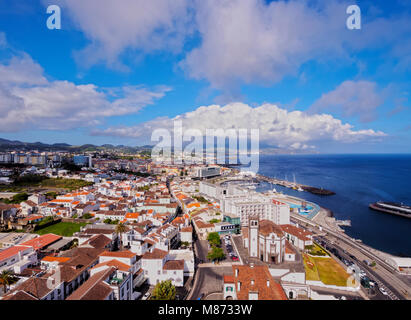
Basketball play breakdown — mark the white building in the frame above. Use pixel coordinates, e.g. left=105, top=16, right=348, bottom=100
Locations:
left=243, top=217, right=286, bottom=265
left=222, top=194, right=290, bottom=226
left=141, top=249, right=185, bottom=287
left=0, top=245, right=38, bottom=274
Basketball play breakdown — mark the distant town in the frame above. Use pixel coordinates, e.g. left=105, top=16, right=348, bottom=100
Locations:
left=0, top=148, right=410, bottom=301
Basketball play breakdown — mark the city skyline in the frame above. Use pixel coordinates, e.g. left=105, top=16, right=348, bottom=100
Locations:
left=0, top=0, right=410, bottom=154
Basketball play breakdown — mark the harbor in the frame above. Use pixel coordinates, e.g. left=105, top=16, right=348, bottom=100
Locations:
left=256, top=174, right=336, bottom=196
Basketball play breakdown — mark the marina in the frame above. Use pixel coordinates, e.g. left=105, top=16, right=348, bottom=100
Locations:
left=256, top=174, right=335, bottom=196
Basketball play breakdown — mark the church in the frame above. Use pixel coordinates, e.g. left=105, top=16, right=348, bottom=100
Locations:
left=242, top=216, right=287, bottom=264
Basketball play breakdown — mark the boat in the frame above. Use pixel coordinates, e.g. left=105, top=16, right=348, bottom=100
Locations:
left=369, top=201, right=411, bottom=219
left=297, top=186, right=304, bottom=192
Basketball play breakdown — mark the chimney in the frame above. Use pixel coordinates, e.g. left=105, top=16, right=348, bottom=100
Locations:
left=267, top=280, right=270, bottom=287
left=237, top=281, right=241, bottom=291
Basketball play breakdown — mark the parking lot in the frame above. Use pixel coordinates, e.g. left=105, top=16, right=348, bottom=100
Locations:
left=221, top=234, right=240, bottom=263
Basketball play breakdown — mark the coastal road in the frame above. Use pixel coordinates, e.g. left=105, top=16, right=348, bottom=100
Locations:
left=291, top=213, right=411, bottom=300
left=317, top=236, right=399, bottom=300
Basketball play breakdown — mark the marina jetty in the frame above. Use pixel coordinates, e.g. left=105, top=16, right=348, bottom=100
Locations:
left=256, top=174, right=336, bottom=196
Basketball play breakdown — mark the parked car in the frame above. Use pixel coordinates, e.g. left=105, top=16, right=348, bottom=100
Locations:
left=141, top=292, right=151, bottom=300
left=231, top=255, right=239, bottom=261
left=379, top=287, right=388, bottom=295
left=197, top=293, right=205, bottom=300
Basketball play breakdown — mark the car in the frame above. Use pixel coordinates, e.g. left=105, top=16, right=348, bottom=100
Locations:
left=197, top=293, right=205, bottom=300
left=379, top=287, right=388, bottom=295
left=141, top=292, right=151, bottom=300
left=231, top=255, right=239, bottom=261
left=369, top=281, right=376, bottom=287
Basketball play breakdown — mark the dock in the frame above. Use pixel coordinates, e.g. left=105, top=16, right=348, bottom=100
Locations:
left=256, top=174, right=335, bottom=196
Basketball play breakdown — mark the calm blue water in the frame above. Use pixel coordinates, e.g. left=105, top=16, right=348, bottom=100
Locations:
left=255, top=154, right=411, bottom=257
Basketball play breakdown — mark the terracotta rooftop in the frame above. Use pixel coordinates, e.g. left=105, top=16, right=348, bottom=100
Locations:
left=81, top=234, right=112, bottom=249
left=181, top=226, right=193, bottom=232
left=163, top=259, right=184, bottom=270
left=20, top=234, right=62, bottom=251
left=259, top=220, right=284, bottom=237
left=66, top=267, right=114, bottom=300
left=230, top=265, right=287, bottom=300
left=142, top=248, right=168, bottom=260
left=0, top=245, right=31, bottom=262
left=280, top=224, right=312, bottom=241
left=99, top=250, right=136, bottom=259
left=92, top=259, right=131, bottom=272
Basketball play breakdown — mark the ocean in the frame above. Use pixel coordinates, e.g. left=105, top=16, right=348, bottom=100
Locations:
left=255, top=154, right=411, bottom=257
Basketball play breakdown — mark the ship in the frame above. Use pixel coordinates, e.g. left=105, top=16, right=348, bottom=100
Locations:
left=369, top=201, right=411, bottom=219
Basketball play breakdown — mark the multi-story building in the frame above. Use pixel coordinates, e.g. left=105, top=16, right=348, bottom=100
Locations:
left=141, top=248, right=185, bottom=287
left=222, top=195, right=290, bottom=226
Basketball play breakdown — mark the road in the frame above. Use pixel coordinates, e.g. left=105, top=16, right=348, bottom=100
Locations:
left=318, top=235, right=401, bottom=300
left=189, top=266, right=232, bottom=300
left=291, top=213, right=410, bottom=300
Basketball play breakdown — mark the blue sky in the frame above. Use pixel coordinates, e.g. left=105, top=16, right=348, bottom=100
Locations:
left=0, top=0, right=410, bottom=153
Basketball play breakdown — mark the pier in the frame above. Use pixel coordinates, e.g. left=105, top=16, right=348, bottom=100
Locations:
left=256, top=174, right=335, bottom=196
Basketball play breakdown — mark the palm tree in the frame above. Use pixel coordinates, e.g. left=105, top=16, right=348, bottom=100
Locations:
left=0, top=270, right=13, bottom=294
left=115, top=223, right=128, bottom=250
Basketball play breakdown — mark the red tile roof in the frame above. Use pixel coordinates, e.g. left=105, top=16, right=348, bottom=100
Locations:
left=280, top=224, right=312, bottom=241
left=231, top=265, right=287, bottom=300
left=0, top=245, right=31, bottom=262
left=20, top=234, right=62, bottom=251
left=99, top=250, right=136, bottom=259
left=142, top=248, right=168, bottom=260
left=163, top=259, right=184, bottom=270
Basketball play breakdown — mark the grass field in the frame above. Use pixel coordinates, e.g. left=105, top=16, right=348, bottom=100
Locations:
left=1, top=175, right=93, bottom=193
left=303, top=254, right=351, bottom=287
left=306, top=242, right=329, bottom=256
left=34, top=221, right=87, bottom=237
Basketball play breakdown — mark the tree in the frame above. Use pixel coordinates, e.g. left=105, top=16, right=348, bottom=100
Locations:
left=115, top=223, right=128, bottom=250
left=151, top=280, right=176, bottom=300
left=207, top=232, right=221, bottom=247
left=207, top=246, right=225, bottom=263
left=0, top=270, right=13, bottom=294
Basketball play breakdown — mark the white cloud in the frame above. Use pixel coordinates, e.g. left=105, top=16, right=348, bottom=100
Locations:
left=309, top=80, right=386, bottom=122
left=0, top=54, right=170, bottom=131
left=50, top=0, right=193, bottom=68
left=93, top=102, right=387, bottom=150
left=180, top=0, right=350, bottom=95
